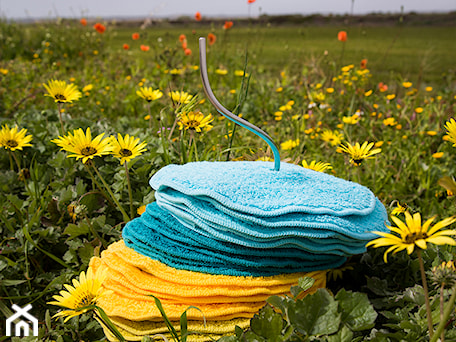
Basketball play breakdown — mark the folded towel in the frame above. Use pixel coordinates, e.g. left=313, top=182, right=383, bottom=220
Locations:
left=101, top=315, right=250, bottom=342
left=89, top=241, right=327, bottom=321
left=105, top=315, right=251, bottom=338
left=150, top=161, right=377, bottom=217
left=122, top=203, right=347, bottom=275
left=155, top=187, right=388, bottom=241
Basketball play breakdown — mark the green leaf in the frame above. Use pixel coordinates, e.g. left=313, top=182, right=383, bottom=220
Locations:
left=298, top=276, right=315, bottom=292
left=335, top=289, right=377, bottom=331
left=242, top=330, right=265, bottom=342
left=288, top=288, right=341, bottom=336
left=78, top=242, right=95, bottom=266
left=45, top=309, right=51, bottom=331
left=250, top=305, right=284, bottom=339
left=266, top=295, right=288, bottom=315
left=64, top=222, right=90, bottom=240
left=151, top=295, right=179, bottom=341
left=290, top=285, right=304, bottom=298
left=291, top=277, right=317, bottom=297
left=438, top=176, right=456, bottom=193
left=326, top=325, right=353, bottom=342
left=0, top=279, right=27, bottom=286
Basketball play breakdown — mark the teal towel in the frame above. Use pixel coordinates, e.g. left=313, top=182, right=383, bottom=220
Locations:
left=122, top=203, right=346, bottom=276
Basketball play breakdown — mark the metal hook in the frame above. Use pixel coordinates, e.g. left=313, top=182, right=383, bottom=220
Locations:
left=199, top=37, right=281, bottom=171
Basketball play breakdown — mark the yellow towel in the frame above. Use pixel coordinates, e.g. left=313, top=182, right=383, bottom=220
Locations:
left=99, top=316, right=251, bottom=342
left=89, top=240, right=326, bottom=321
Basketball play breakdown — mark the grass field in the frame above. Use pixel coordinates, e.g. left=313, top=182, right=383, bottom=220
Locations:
left=1, top=15, right=456, bottom=341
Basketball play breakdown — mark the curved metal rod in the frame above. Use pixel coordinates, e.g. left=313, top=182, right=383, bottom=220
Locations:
left=198, top=37, right=281, bottom=171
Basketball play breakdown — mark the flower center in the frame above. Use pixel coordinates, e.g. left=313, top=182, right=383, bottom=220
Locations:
left=77, top=294, right=96, bottom=309
left=81, top=146, right=97, bottom=156
left=55, top=93, right=67, bottom=102
left=119, top=148, right=133, bottom=157
left=405, top=231, right=428, bottom=244
left=352, top=158, right=363, bottom=165
left=187, top=120, right=201, bottom=129
left=6, top=139, right=18, bottom=148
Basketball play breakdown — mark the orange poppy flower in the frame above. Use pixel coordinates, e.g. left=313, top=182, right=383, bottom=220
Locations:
left=248, top=0, right=256, bottom=3
left=360, top=58, right=368, bottom=69
left=378, top=82, right=388, bottom=92
left=223, top=21, right=233, bottom=30
left=140, top=45, right=150, bottom=52
left=337, top=31, right=347, bottom=42
left=195, top=11, right=202, bottom=21
left=181, top=40, right=188, bottom=49
left=80, top=18, right=87, bottom=26
left=132, top=32, right=140, bottom=40
left=208, top=33, right=216, bottom=45
left=123, top=43, right=130, bottom=50
left=184, top=48, right=192, bottom=56
left=93, top=23, right=106, bottom=34
left=179, top=34, right=186, bottom=42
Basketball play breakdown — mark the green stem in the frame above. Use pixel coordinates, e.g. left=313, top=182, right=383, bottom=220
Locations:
left=10, top=150, right=21, bottom=171
left=91, top=163, right=130, bottom=222
left=93, top=306, right=126, bottom=342
left=11, top=151, right=33, bottom=200
left=417, top=249, right=434, bottom=337
left=147, top=102, right=152, bottom=130
left=440, top=283, right=445, bottom=342
left=124, top=162, right=134, bottom=219
left=193, top=135, right=199, bottom=162
left=8, top=150, right=14, bottom=171
left=430, top=283, right=456, bottom=342
left=57, top=103, right=65, bottom=135
left=84, top=214, right=107, bottom=249
left=84, top=163, right=116, bottom=208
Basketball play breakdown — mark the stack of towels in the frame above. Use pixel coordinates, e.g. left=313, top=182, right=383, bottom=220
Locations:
left=90, top=161, right=389, bottom=341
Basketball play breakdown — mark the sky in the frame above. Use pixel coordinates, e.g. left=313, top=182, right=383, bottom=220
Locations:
left=1, top=0, right=455, bottom=19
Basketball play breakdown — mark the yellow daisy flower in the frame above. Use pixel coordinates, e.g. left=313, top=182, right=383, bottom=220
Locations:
left=215, top=68, right=228, bottom=75
left=280, top=139, right=300, bottom=150
left=342, top=114, right=360, bottom=125
left=43, top=80, right=82, bottom=103
left=137, top=205, right=146, bottom=215
left=0, top=124, right=33, bottom=151
left=444, top=118, right=456, bottom=146
left=136, top=87, right=163, bottom=102
left=177, top=112, right=214, bottom=132
left=51, top=127, right=113, bottom=164
left=366, top=211, right=456, bottom=263
left=391, top=202, right=408, bottom=216
left=48, top=267, right=109, bottom=322
left=402, top=81, right=413, bottom=88
left=320, top=129, right=344, bottom=146
left=82, top=84, right=93, bottom=93
left=256, top=156, right=274, bottom=162
left=111, top=133, right=147, bottom=165
left=302, top=160, right=332, bottom=173
left=383, top=117, right=398, bottom=126
left=168, top=91, right=193, bottom=105
left=337, top=141, right=381, bottom=166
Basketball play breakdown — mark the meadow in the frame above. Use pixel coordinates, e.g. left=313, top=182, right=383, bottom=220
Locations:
left=1, top=13, right=456, bottom=341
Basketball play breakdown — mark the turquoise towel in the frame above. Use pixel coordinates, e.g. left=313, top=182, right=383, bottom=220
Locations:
left=155, top=187, right=388, bottom=242
left=122, top=203, right=346, bottom=276
left=157, top=200, right=369, bottom=255
left=150, top=161, right=377, bottom=217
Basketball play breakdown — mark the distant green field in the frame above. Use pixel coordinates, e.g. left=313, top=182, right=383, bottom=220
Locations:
left=110, top=24, right=456, bottom=86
